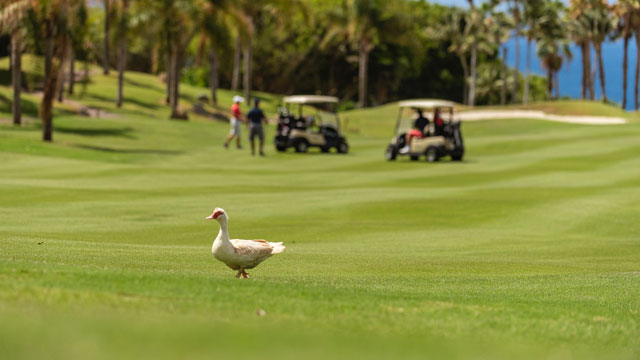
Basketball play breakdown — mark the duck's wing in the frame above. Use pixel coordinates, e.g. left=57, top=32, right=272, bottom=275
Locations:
left=230, top=239, right=275, bottom=257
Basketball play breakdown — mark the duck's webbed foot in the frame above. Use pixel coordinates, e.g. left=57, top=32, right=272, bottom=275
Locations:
left=241, top=270, right=249, bottom=279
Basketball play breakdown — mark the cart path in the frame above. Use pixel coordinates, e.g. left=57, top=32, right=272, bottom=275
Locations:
left=458, top=110, right=627, bottom=125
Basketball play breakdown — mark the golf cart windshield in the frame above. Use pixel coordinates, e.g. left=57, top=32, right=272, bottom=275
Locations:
left=395, top=99, right=456, bottom=135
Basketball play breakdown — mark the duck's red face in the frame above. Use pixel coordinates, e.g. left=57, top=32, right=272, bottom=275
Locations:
left=205, top=209, right=224, bottom=220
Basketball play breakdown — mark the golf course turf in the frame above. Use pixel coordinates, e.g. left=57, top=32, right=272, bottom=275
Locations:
left=1, top=63, right=639, bottom=359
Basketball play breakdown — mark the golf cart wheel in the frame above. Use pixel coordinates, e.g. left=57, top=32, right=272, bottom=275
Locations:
left=321, top=146, right=330, bottom=153
left=294, top=140, right=309, bottom=153
left=337, top=142, right=349, bottom=154
left=385, top=146, right=397, bottom=161
left=276, top=145, right=287, bottom=152
left=410, top=155, right=420, bottom=161
left=426, top=147, right=439, bottom=163
left=451, top=152, right=464, bottom=161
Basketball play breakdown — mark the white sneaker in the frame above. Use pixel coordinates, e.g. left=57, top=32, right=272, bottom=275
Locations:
left=399, top=145, right=410, bottom=154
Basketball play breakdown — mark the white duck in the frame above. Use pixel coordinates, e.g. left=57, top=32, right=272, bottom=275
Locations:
left=206, top=208, right=285, bottom=278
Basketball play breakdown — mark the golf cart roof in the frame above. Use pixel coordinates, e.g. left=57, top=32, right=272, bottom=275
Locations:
left=397, top=99, right=455, bottom=109
left=283, top=95, right=339, bottom=104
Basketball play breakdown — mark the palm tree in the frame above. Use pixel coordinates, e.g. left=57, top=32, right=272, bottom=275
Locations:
left=234, top=0, right=302, bottom=105
left=522, top=0, right=544, bottom=105
left=434, top=8, right=471, bottom=105
left=568, top=1, right=592, bottom=100
left=31, top=0, right=86, bottom=141
left=485, top=7, right=513, bottom=105
left=67, top=1, right=88, bottom=96
left=616, top=1, right=636, bottom=109
left=536, top=0, right=572, bottom=99
left=196, top=0, right=235, bottom=105
left=114, top=0, right=130, bottom=108
left=587, top=2, right=616, bottom=102
left=0, top=0, right=30, bottom=126
left=507, top=0, right=523, bottom=104
left=324, top=0, right=407, bottom=108
left=103, top=0, right=110, bottom=75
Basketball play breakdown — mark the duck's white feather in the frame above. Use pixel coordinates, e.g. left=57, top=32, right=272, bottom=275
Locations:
left=210, top=209, right=285, bottom=271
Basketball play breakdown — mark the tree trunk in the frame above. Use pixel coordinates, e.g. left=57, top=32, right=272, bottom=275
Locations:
left=44, top=20, right=54, bottom=89
left=169, top=45, right=180, bottom=118
left=636, top=33, right=640, bottom=110
left=546, top=67, right=553, bottom=100
left=57, top=61, right=65, bottom=103
left=554, top=71, right=560, bottom=99
left=117, top=37, right=126, bottom=107
left=165, top=51, right=171, bottom=104
left=209, top=47, right=219, bottom=105
left=501, top=46, right=507, bottom=105
left=468, top=40, right=477, bottom=106
left=594, top=43, right=606, bottom=102
left=458, top=54, right=469, bottom=106
left=358, top=41, right=369, bottom=108
left=41, top=34, right=69, bottom=142
left=523, top=38, right=530, bottom=105
left=11, top=32, right=21, bottom=126
left=580, top=42, right=587, bottom=99
left=622, top=35, right=629, bottom=109
left=231, top=36, right=241, bottom=91
left=103, top=0, right=110, bottom=75
left=587, top=42, right=595, bottom=100
left=243, top=38, right=252, bottom=104
left=68, top=48, right=75, bottom=95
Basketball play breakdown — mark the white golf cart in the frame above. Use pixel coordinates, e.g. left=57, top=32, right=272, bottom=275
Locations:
left=385, top=99, right=464, bottom=162
left=275, top=95, right=349, bottom=154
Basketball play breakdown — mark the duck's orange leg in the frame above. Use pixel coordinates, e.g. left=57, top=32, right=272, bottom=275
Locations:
left=235, top=270, right=243, bottom=278
left=241, top=270, right=249, bottom=279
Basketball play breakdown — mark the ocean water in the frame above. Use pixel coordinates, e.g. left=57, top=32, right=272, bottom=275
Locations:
left=431, top=0, right=637, bottom=111
left=504, top=36, right=639, bottom=110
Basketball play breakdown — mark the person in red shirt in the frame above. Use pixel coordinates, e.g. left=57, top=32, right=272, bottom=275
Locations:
left=433, top=108, right=445, bottom=136
left=224, top=96, right=246, bottom=149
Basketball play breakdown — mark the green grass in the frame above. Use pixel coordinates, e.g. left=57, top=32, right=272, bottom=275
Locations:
left=1, top=63, right=639, bottom=360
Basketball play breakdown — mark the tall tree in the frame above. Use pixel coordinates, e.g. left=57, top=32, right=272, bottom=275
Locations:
left=197, top=0, right=235, bottom=105
left=536, top=0, right=572, bottom=99
left=486, top=6, right=513, bottom=105
left=103, top=0, right=110, bottom=75
left=32, top=0, right=86, bottom=141
left=435, top=8, right=471, bottom=105
left=115, top=0, right=130, bottom=108
left=0, top=0, right=30, bottom=126
left=522, top=0, right=544, bottom=105
left=588, top=2, right=616, bottom=102
left=324, top=0, right=406, bottom=108
left=615, top=0, right=636, bottom=109
left=507, top=0, right=523, bottom=104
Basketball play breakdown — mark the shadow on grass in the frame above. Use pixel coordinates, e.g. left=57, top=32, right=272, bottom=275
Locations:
left=74, top=144, right=182, bottom=155
left=56, top=126, right=136, bottom=139
left=124, top=77, right=163, bottom=92
left=0, top=93, right=40, bottom=117
left=85, top=92, right=164, bottom=111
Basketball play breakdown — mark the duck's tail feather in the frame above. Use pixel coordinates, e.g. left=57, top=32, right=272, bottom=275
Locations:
left=270, top=242, right=286, bottom=254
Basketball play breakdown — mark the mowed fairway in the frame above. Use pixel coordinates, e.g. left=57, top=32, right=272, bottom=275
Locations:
left=1, top=68, right=640, bottom=359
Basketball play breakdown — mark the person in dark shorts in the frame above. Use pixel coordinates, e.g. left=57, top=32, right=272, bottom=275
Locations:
left=247, top=99, right=268, bottom=156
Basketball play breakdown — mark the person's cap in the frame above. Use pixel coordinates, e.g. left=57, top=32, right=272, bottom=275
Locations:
left=232, top=96, right=245, bottom=103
